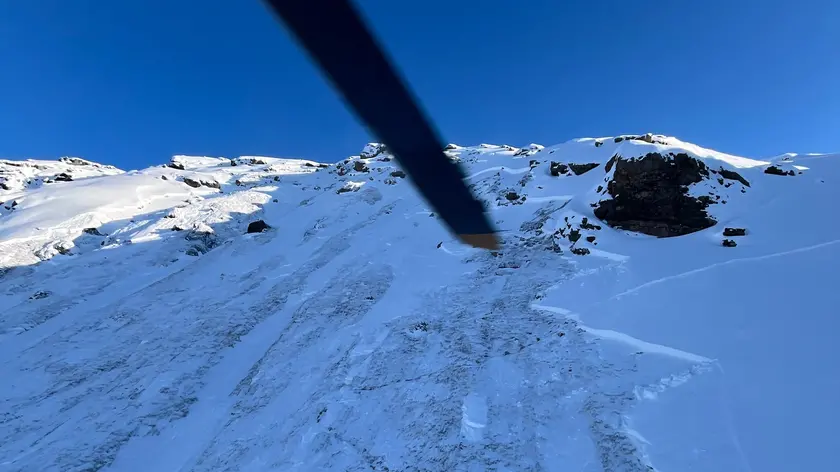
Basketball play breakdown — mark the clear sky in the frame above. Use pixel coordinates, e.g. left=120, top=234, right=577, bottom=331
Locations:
left=1, top=1, right=837, bottom=170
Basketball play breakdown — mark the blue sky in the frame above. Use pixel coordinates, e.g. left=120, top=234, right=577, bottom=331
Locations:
left=1, top=1, right=837, bottom=169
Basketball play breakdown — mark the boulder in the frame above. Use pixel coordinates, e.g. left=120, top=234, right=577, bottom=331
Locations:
left=247, top=220, right=270, bottom=234
left=723, top=227, right=747, bottom=237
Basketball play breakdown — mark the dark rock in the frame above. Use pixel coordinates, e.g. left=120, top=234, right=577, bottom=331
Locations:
left=160, top=175, right=168, bottom=180
left=83, top=227, right=104, bottom=236
left=201, top=179, right=220, bottom=189
left=353, top=161, right=369, bottom=173
left=765, top=165, right=795, bottom=176
left=529, top=160, right=539, bottom=168
left=569, top=163, right=600, bottom=175
left=722, top=239, right=737, bottom=247
left=505, top=192, right=520, bottom=201
left=580, top=217, right=601, bottom=230
left=550, top=162, right=569, bottom=176
left=59, top=157, right=91, bottom=166
left=230, top=159, right=237, bottom=167
left=605, top=155, right=617, bottom=173
left=593, top=152, right=716, bottom=237
left=317, top=163, right=329, bottom=168
left=719, top=168, right=751, bottom=187
left=30, top=290, right=51, bottom=300
left=172, top=226, right=184, bottom=231
left=247, top=220, right=270, bottom=234
left=390, top=170, right=406, bottom=178
left=304, top=162, right=315, bottom=167
left=167, top=162, right=185, bottom=170
left=436, top=242, right=442, bottom=248
left=723, top=227, right=747, bottom=237
left=571, top=247, right=591, bottom=255
left=614, top=137, right=624, bottom=143
left=595, top=141, right=603, bottom=147
left=568, top=229, right=581, bottom=243
left=54, top=173, right=73, bottom=182
left=183, top=177, right=202, bottom=188
left=697, top=195, right=715, bottom=206
left=444, top=144, right=458, bottom=151
left=586, top=235, right=597, bottom=243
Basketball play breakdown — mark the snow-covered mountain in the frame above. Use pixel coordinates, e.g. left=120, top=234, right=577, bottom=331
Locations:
left=2, top=135, right=838, bottom=471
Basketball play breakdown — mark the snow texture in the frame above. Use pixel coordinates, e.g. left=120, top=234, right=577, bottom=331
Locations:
left=1, top=137, right=839, bottom=471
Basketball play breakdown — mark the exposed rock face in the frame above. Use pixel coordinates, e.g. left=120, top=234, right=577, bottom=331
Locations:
left=718, top=169, right=750, bottom=187
left=765, top=165, right=795, bottom=176
left=568, top=163, right=600, bottom=175
left=183, top=177, right=220, bottom=189
left=549, top=162, right=569, bottom=176
left=593, top=152, right=716, bottom=237
left=246, top=220, right=270, bottom=234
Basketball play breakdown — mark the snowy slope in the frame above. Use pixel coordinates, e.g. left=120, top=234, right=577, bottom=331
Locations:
left=1, top=137, right=838, bottom=472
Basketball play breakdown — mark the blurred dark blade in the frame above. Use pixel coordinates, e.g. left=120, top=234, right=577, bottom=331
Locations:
left=262, top=0, right=499, bottom=250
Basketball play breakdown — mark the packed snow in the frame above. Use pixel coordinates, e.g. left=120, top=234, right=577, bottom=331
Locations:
left=1, top=135, right=838, bottom=471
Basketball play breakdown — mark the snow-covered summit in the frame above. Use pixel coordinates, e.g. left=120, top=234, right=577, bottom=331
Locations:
left=2, top=135, right=839, bottom=472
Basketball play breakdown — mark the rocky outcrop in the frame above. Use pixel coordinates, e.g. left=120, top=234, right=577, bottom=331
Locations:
left=613, top=133, right=668, bottom=145
left=360, top=143, right=388, bottom=159
left=723, top=227, right=747, bottom=237
left=550, top=162, right=569, bottom=176
left=593, top=152, right=716, bottom=237
left=765, top=165, right=796, bottom=176
left=183, top=177, right=220, bottom=189
left=569, top=163, right=600, bottom=175
left=718, top=169, right=750, bottom=187
left=246, top=220, right=270, bottom=234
